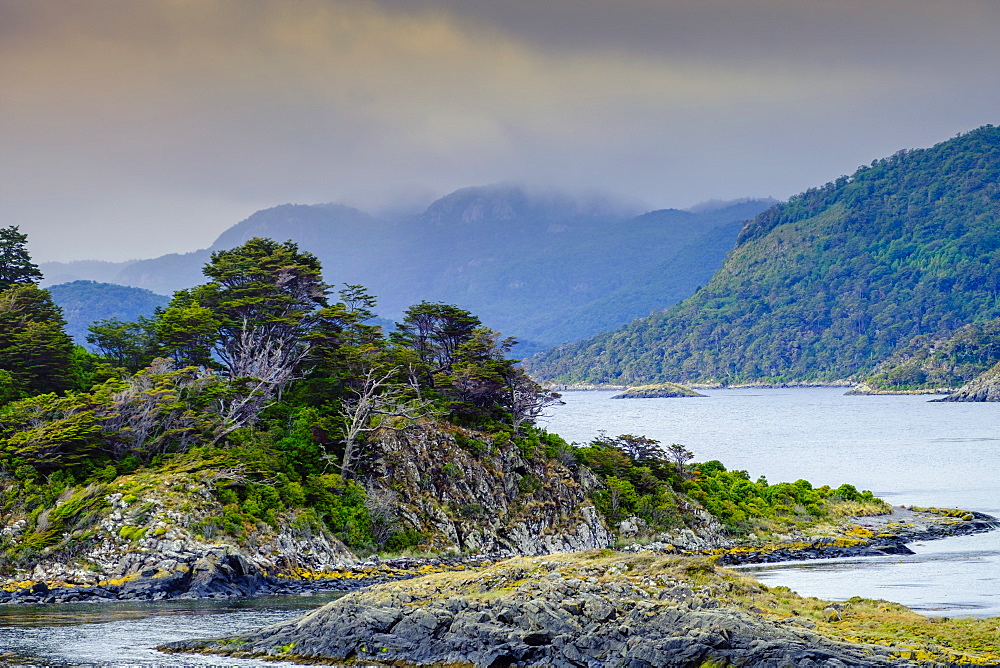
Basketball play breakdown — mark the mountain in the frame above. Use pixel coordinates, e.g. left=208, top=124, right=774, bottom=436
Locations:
left=47, top=280, right=170, bottom=346
left=530, top=125, right=1000, bottom=384
left=39, top=259, right=134, bottom=287
left=47, top=186, right=772, bottom=353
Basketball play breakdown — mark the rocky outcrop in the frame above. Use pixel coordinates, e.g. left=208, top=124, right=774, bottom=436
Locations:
left=844, top=383, right=951, bottom=396
left=163, top=551, right=985, bottom=667
left=365, top=426, right=613, bottom=556
left=706, top=506, right=999, bottom=566
left=932, top=361, right=1000, bottom=401
left=611, top=383, right=704, bottom=399
left=0, top=425, right=616, bottom=603
left=0, top=471, right=358, bottom=601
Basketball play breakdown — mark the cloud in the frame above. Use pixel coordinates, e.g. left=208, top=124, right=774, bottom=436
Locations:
left=2, top=0, right=999, bottom=261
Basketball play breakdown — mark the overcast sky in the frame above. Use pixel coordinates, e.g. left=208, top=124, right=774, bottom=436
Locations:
left=4, top=0, right=1000, bottom=262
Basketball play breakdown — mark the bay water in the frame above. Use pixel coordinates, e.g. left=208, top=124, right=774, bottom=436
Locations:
left=542, top=387, right=1000, bottom=617
left=3, top=386, right=999, bottom=665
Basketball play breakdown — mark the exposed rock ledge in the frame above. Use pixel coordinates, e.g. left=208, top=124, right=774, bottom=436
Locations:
left=161, top=550, right=993, bottom=667
left=932, top=361, right=1000, bottom=401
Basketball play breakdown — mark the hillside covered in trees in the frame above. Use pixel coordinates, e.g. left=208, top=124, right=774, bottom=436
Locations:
left=48, top=280, right=169, bottom=346
left=41, top=186, right=773, bottom=354
left=531, top=125, right=1000, bottom=385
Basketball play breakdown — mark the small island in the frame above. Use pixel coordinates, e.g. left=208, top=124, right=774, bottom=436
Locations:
left=611, top=382, right=705, bottom=399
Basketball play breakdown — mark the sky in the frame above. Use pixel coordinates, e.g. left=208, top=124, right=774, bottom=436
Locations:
left=3, top=0, right=1000, bottom=262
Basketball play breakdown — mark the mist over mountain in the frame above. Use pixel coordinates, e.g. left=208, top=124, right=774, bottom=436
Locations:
left=41, top=185, right=771, bottom=353
left=530, top=125, right=1000, bottom=383
left=39, top=260, right=135, bottom=287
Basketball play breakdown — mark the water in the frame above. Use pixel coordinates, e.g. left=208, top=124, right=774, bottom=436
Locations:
left=0, top=593, right=345, bottom=667
left=3, top=388, right=998, bottom=664
left=542, top=387, right=1000, bottom=616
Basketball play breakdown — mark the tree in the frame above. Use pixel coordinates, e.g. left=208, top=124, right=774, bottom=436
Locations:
left=335, top=363, right=436, bottom=478
left=297, top=284, right=387, bottom=404
left=0, top=226, right=42, bottom=290
left=87, top=316, right=160, bottom=372
left=0, top=284, right=75, bottom=399
left=189, top=237, right=327, bottom=382
left=391, top=302, right=482, bottom=388
left=503, top=371, right=563, bottom=435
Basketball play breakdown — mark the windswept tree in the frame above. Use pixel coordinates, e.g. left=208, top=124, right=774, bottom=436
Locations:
left=151, top=238, right=329, bottom=427
left=0, top=229, right=74, bottom=401
left=391, top=302, right=482, bottom=389
left=390, top=301, right=559, bottom=430
left=193, top=238, right=328, bottom=380
left=0, top=226, right=43, bottom=290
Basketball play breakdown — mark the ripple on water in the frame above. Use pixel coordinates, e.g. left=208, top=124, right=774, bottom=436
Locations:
left=543, top=387, right=1000, bottom=616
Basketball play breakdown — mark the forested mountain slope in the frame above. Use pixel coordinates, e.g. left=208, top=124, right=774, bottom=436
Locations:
left=48, top=280, right=169, bottom=346
left=531, top=125, right=1000, bottom=384
left=44, top=186, right=771, bottom=352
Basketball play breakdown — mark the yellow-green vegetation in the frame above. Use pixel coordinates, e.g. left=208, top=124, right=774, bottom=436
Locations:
left=733, top=587, right=1000, bottom=665
left=276, top=562, right=468, bottom=583
left=364, top=551, right=1000, bottom=666
left=915, top=506, right=978, bottom=522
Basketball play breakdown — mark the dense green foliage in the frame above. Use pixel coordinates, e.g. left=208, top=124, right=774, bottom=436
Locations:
left=0, top=236, right=563, bottom=557
left=0, top=284, right=76, bottom=400
left=0, top=226, right=43, bottom=289
left=858, top=318, right=1000, bottom=391
left=573, top=434, right=883, bottom=537
left=0, top=227, right=75, bottom=401
left=685, top=461, right=880, bottom=534
left=532, top=126, right=1000, bottom=384
left=53, top=190, right=771, bottom=353
left=48, top=280, right=168, bottom=347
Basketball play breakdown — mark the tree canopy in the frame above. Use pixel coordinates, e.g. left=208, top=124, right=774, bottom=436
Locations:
left=0, top=226, right=42, bottom=290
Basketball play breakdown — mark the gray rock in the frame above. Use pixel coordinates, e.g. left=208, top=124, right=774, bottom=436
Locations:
left=162, top=554, right=938, bottom=667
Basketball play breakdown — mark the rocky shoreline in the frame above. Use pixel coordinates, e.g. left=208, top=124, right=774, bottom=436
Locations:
left=0, top=553, right=497, bottom=606
left=2, top=506, right=994, bottom=606
left=706, top=506, right=1000, bottom=566
left=161, top=550, right=1000, bottom=667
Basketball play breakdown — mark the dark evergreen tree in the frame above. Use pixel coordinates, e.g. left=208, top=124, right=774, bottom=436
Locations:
left=0, top=284, right=75, bottom=399
left=0, top=226, right=43, bottom=290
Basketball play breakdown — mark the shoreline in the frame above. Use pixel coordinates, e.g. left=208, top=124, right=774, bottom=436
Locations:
left=3, top=507, right=994, bottom=606
left=160, top=544, right=1000, bottom=667
left=705, top=506, right=999, bottom=566
left=552, top=381, right=855, bottom=391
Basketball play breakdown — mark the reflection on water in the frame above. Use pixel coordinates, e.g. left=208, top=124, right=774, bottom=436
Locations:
left=543, top=388, right=1000, bottom=616
left=0, top=593, right=345, bottom=667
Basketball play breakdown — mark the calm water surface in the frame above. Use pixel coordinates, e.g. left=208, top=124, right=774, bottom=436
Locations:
left=543, top=387, right=1000, bottom=616
left=0, top=593, right=346, bottom=667
left=3, top=388, right=999, bottom=665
